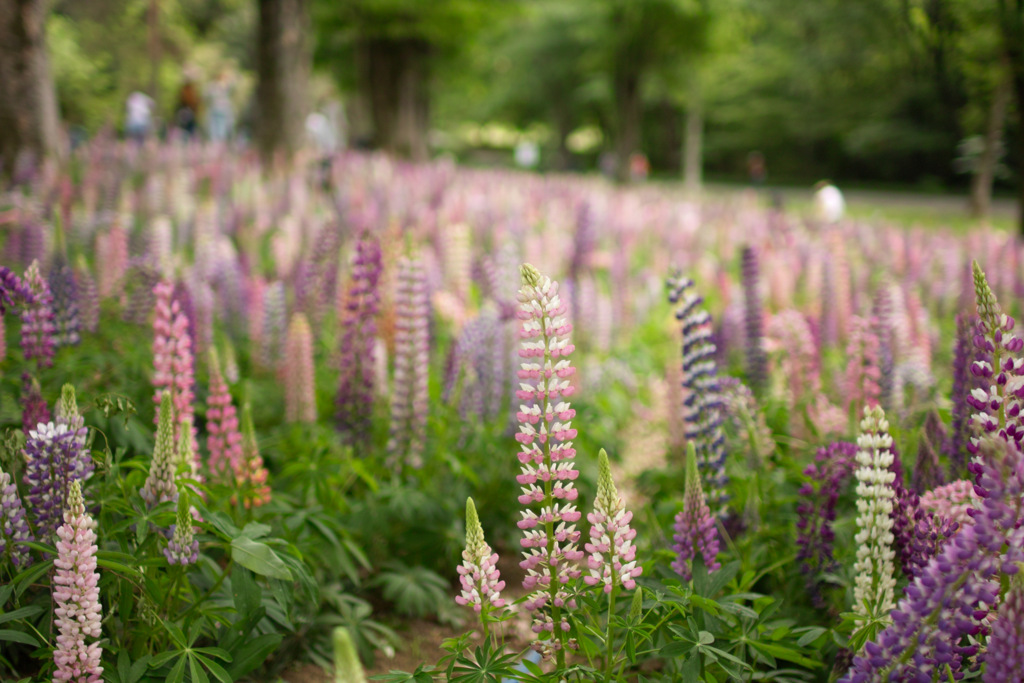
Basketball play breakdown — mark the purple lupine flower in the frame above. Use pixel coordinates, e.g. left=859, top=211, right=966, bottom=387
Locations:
left=949, top=312, right=978, bottom=479
left=294, top=223, right=341, bottom=326
left=49, top=254, right=81, bottom=348
left=283, top=314, right=316, bottom=423
left=52, top=480, right=103, bottom=683
left=741, top=246, right=767, bottom=396
left=672, top=442, right=721, bottom=582
left=96, top=226, right=128, bottom=299
left=515, top=264, right=584, bottom=658
left=888, top=445, right=954, bottom=580
left=336, top=233, right=382, bottom=443
left=871, top=287, right=896, bottom=414
left=455, top=497, right=506, bottom=614
left=23, top=422, right=84, bottom=540
left=21, top=372, right=51, bottom=435
left=666, top=272, right=727, bottom=507
left=0, top=265, right=34, bottom=315
left=912, top=411, right=945, bottom=495
left=122, top=259, right=162, bottom=326
left=387, top=257, right=430, bottom=470
left=74, top=258, right=99, bottom=334
left=584, top=449, right=642, bottom=593
left=0, top=464, right=34, bottom=569
left=985, top=573, right=1024, bottom=682
left=796, top=441, right=857, bottom=607
left=21, top=260, right=56, bottom=369
left=260, top=280, right=286, bottom=371
left=164, top=493, right=199, bottom=565
left=142, top=393, right=178, bottom=506
left=841, top=434, right=1024, bottom=682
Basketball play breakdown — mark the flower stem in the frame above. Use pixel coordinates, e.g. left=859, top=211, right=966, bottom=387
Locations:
left=603, top=579, right=617, bottom=681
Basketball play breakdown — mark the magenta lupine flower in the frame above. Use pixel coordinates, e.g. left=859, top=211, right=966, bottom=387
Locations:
left=455, top=497, right=506, bottom=614
left=21, top=372, right=51, bottom=435
left=336, top=233, right=382, bottom=442
left=0, top=464, right=34, bottom=569
left=206, top=350, right=243, bottom=479
left=387, top=257, right=430, bottom=470
left=284, top=313, right=316, bottom=423
left=152, top=281, right=198, bottom=458
left=919, top=479, right=978, bottom=528
left=514, top=264, right=584, bottom=650
left=0, top=265, right=35, bottom=315
left=21, top=260, right=56, bottom=369
left=584, top=449, right=641, bottom=594
left=52, top=480, right=103, bottom=683
left=844, top=316, right=882, bottom=420
left=23, top=421, right=83, bottom=540
left=672, top=442, right=721, bottom=581
left=96, top=225, right=128, bottom=298
left=985, top=573, right=1024, bottom=682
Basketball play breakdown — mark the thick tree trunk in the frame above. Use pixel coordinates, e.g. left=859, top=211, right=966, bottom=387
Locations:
left=255, top=0, right=310, bottom=162
left=360, top=38, right=430, bottom=161
left=551, top=104, right=572, bottom=171
left=613, top=67, right=641, bottom=183
left=970, top=71, right=1011, bottom=221
left=0, top=0, right=63, bottom=176
left=683, top=98, right=703, bottom=197
left=1015, top=68, right=1024, bottom=237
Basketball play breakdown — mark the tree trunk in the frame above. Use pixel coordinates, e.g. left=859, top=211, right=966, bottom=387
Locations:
left=1015, top=67, right=1024, bottom=238
left=683, top=97, right=703, bottom=197
left=361, top=38, right=429, bottom=161
left=970, top=70, right=1011, bottom=221
left=148, top=0, right=160, bottom=104
left=255, top=0, right=310, bottom=163
left=613, top=66, right=641, bottom=183
left=551, top=104, right=572, bottom=171
left=0, top=0, right=63, bottom=177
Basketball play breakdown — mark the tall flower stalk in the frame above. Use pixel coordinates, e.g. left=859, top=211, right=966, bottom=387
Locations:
left=515, top=264, right=583, bottom=665
left=741, top=246, right=767, bottom=396
left=238, top=403, right=271, bottom=508
left=152, top=281, right=197, bottom=458
left=851, top=406, right=897, bottom=641
left=336, top=233, right=382, bottom=443
left=387, top=257, right=430, bottom=470
left=52, top=480, right=103, bottom=683
left=21, top=260, right=56, bottom=369
left=284, top=313, right=316, bottom=423
left=666, top=272, right=728, bottom=508
left=672, top=442, right=721, bottom=582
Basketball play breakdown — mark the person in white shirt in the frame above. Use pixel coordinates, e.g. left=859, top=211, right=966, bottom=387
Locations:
left=813, top=180, right=845, bottom=224
left=125, top=91, right=155, bottom=144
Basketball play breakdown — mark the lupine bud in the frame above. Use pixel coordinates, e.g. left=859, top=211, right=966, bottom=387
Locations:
left=851, top=405, right=897, bottom=629
left=672, top=442, right=720, bottom=582
left=0, top=464, right=34, bottom=569
left=142, top=393, right=179, bottom=506
left=52, top=480, right=103, bottom=683
left=333, top=627, right=368, bottom=683
left=584, top=449, right=642, bottom=593
left=515, top=264, right=584, bottom=649
left=455, top=497, right=506, bottom=613
left=164, top=491, right=199, bottom=565
left=55, top=383, right=89, bottom=455
left=284, top=313, right=317, bottom=423
left=386, top=258, right=430, bottom=470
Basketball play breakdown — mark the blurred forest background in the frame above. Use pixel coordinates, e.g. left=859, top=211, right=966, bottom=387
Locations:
left=1, top=0, right=1022, bottom=221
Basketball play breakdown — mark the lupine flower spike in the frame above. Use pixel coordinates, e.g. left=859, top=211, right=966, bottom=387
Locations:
left=0, top=464, right=34, bottom=570
left=985, top=570, right=1024, bottom=682
left=585, top=449, right=642, bottom=593
left=672, top=442, right=721, bottom=582
left=238, top=403, right=271, bottom=508
left=206, top=349, right=243, bottom=479
left=515, top=264, right=583, bottom=663
left=386, top=257, right=430, bottom=470
left=851, top=405, right=897, bottom=638
left=21, top=260, right=56, bottom=369
left=164, top=489, right=199, bottom=565
left=55, top=384, right=89, bottom=457
left=52, top=480, right=103, bottom=683
left=141, top=393, right=178, bottom=506
left=284, top=313, right=317, bottom=423
left=455, top=497, right=506, bottom=617
left=23, top=421, right=84, bottom=540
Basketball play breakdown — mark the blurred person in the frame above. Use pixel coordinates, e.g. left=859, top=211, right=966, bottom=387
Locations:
left=629, top=152, right=649, bottom=182
left=204, top=70, right=235, bottom=143
left=747, top=150, right=766, bottom=186
left=175, top=79, right=201, bottom=139
left=813, top=180, right=845, bottom=224
left=125, top=90, right=155, bottom=144
left=305, top=110, right=338, bottom=188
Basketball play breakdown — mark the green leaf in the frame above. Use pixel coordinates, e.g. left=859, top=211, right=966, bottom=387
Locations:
left=128, top=654, right=153, bottom=683
left=706, top=561, right=740, bottom=597
left=748, top=640, right=822, bottom=668
left=193, top=647, right=232, bottom=662
left=231, top=564, right=261, bottom=620
left=226, top=633, right=282, bottom=679
left=680, top=654, right=700, bottom=683
left=0, top=605, right=43, bottom=625
left=13, top=559, right=52, bottom=597
left=231, top=537, right=293, bottom=580
left=167, top=655, right=187, bottom=683
left=795, top=626, right=828, bottom=647
left=0, top=629, right=39, bottom=646
left=194, top=655, right=233, bottom=683
left=239, top=522, right=272, bottom=540
left=189, top=654, right=211, bottom=683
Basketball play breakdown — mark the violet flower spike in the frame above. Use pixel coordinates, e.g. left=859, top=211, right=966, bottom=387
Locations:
left=741, top=246, right=767, bottom=397
left=984, top=570, right=1024, bottom=682
left=515, top=264, right=583, bottom=661
left=336, top=233, right=382, bottom=443
left=0, top=464, right=34, bottom=570
left=23, top=421, right=83, bottom=540
left=672, top=442, right=721, bottom=582
left=455, top=497, right=506, bottom=614
left=52, top=480, right=103, bottom=683
left=386, top=257, right=430, bottom=470
left=20, top=260, right=56, bottom=369
left=584, top=449, right=642, bottom=593
left=948, top=312, right=979, bottom=478
left=164, top=491, right=199, bottom=566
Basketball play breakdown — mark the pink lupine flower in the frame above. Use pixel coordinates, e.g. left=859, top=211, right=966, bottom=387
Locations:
left=96, top=225, right=128, bottom=298
left=514, top=264, right=584, bottom=654
left=284, top=313, right=316, bottom=423
left=584, top=449, right=642, bottom=593
left=21, top=260, right=56, bottom=369
left=206, top=349, right=243, bottom=480
left=52, top=480, right=103, bottom=683
left=455, top=497, right=506, bottom=614
left=919, top=479, right=979, bottom=529
left=845, top=316, right=882, bottom=419
left=152, top=281, right=197, bottom=459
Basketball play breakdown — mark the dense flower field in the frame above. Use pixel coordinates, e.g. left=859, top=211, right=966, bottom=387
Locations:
left=2, top=141, right=1024, bottom=682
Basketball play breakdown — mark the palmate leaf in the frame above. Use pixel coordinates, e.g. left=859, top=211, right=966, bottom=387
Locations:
left=373, top=564, right=448, bottom=618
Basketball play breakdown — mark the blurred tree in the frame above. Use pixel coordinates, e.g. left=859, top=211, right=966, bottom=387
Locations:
left=255, top=0, right=310, bottom=160
left=0, top=0, right=63, bottom=174
left=995, top=0, right=1024, bottom=233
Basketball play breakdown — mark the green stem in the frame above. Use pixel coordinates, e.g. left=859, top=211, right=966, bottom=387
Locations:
left=539, top=316, right=566, bottom=669
left=603, top=580, right=617, bottom=681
